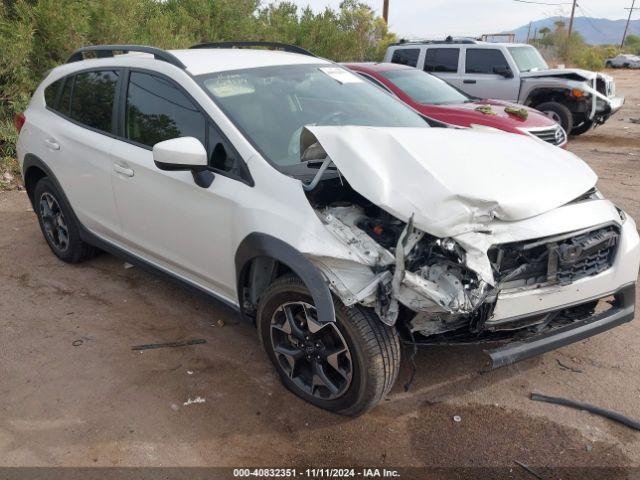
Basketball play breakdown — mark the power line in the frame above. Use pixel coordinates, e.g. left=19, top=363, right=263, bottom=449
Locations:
left=577, top=5, right=605, bottom=35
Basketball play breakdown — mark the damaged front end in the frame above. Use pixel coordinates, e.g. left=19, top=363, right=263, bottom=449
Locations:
left=295, top=126, right=638, bottom=366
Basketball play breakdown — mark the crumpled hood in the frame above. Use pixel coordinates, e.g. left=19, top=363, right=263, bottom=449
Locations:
left=304, top=126, right=597, bottom=238
left=520, top=68, right=595, bottom=81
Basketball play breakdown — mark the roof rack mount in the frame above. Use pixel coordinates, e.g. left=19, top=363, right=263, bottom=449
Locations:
left=190, top=41, right=315, bottom=57
left=394, top=37, right=478, bottom=46
left=67, top=45, right=187, bottom=70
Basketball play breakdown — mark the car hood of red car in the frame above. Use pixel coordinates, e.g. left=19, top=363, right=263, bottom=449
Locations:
left=414, top=99, right=555, bottom=131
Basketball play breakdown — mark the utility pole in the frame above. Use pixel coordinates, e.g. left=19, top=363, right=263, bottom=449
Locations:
left=567, top=0, right=578, bottom=39
left=526, top=21, right=532, bottom=42
left=565, top=0, right=578, bottom=62
left=383, top=0, right=389, bottom=24
left=621, top=0, right=638, bottom=48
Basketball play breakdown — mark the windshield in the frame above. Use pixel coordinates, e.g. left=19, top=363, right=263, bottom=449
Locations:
left=200, top=64, right=426, bottom=166
left=379, top=69, right=469, bottom=105
left=507, top=46, right=549, bottom=72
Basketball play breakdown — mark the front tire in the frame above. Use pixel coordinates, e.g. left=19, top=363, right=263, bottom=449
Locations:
left=536, top=101, right=574, bottom=134
left=257, top=275, right=400, bottom=416
left=570, top=118, right=594, bottom=136
left=33, top=177, right=98, bottom=263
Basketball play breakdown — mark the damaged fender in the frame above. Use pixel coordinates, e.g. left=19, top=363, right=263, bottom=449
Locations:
left=235, top=233, right=336, bottom=323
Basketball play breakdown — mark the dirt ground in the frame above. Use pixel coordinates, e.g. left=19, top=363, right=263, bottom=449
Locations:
left=0, top=70, right=639, bottom=476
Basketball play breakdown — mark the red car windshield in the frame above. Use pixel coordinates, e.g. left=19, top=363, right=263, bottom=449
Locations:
left=380, top=69, right=470, bottom=105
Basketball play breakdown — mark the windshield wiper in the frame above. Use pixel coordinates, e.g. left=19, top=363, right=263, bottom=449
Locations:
left=302, top=157, right=335, bottom=191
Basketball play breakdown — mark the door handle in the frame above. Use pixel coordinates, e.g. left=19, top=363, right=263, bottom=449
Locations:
left=463, top=79, right=477, bottom=84
left=113, top=164, right=135, bottom=177
left=44, top=138, right=60, bottom=150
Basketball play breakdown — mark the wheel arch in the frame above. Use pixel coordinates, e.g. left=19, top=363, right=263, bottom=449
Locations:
left=524, top=87, right=570, bottom=107
left=235, top=233, right=336, bottom=325
left=22, top=153, right=84, bottom=227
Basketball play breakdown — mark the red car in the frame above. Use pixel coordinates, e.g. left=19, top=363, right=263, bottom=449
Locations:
left=344, top=62, right=568, bottom=148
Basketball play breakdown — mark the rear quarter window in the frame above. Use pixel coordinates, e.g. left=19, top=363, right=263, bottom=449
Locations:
left=44, top=79, right=64, bottom=108
left=391, top=48, right=420, bottom=67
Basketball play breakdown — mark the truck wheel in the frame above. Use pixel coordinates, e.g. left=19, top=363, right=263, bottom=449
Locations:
left=537, top=102, right=574, bottom=133
left=257, top=274, right=400, bottom=416
left=570, top=119, right=594, bottom=136
left=34, top=177, right=98, bottom=263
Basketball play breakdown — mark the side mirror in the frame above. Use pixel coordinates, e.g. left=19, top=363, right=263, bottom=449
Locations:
left=494, top=66, right=514, bottom=79
left=153, top=137, right=214, bottom=188
left=153, top=137, right=208, bottom=171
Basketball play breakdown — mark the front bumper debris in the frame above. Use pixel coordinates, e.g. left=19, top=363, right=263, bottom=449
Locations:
left=486, top=282, right=635, bottom=368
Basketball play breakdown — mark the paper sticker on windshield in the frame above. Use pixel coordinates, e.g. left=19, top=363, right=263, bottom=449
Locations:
left=319, top=67, right=362, bottom=84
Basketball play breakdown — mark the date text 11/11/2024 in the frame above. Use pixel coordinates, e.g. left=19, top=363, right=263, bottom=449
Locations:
left=232, top=468, right=401, bottom=478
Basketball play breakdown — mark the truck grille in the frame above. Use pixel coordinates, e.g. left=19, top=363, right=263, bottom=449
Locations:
left=525, top=124, right=566, bottom=146
left=488, top=225, right=619, bottom=289
left=596, top=76, right=615, bottom=97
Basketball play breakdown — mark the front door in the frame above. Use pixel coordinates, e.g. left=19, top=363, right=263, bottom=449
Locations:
left=110, top=70, right=245, bottom=301
left=459, top=48, right=520, bottom=101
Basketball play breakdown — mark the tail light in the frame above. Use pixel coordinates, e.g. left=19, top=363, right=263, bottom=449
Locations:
left=14, top=112, right=26, bottom=133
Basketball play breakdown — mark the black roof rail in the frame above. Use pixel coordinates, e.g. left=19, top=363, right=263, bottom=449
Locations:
left=392, top=37, right=478, bottom=46
left=190, top=41, right=315, bottom=57
left=67, top=45, right=187, bottom=70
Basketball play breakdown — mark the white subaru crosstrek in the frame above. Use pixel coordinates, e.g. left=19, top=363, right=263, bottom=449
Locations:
left=16, top=43, right=640, bottom=415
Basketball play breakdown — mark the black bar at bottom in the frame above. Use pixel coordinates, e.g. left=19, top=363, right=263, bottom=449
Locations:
left=486, top=283, right=635, bottom=369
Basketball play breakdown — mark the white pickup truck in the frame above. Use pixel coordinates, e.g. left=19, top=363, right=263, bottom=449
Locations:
left=384, top=39, right=625, bottom=135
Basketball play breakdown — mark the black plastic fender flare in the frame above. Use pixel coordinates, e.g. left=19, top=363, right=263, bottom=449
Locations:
left=22, top=154, right=79, bottom=219
left=235, top=233, right=336, bottom=324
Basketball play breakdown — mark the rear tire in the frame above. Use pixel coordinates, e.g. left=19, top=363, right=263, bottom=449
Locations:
left=33, top=177, right=98, bottom=263
left=536, top=101, right=574, bottom=134
left=605, top=61, right=613, bottom=68
left=257, top=275, right=400, bottom=416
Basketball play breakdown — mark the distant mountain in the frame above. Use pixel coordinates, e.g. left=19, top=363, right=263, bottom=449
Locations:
left=509, top=16, right=640, bottom=45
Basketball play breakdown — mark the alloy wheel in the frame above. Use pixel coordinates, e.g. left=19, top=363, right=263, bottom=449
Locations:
left=270, top=301, right=353, bottom=400
left=543, top=110, right=562, bottom=124
left=39, top=192, right=69, bottom=252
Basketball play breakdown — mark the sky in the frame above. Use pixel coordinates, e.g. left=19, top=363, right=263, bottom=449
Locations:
left=289, top=0, right=636, bottom=38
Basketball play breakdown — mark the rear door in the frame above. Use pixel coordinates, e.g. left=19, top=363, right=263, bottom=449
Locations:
left=109, top=69, right=246, bottom=300
left=38, top=69, right=122, bottom=238
left=460, top=47, right=520, bottom=101
left=423, top=47, right=462, bottom=88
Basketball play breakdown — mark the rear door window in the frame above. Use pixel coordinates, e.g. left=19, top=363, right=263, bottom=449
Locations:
left=424, top=48, right=459, bottom=72
left=68, top=70, right=119, bottom=133
left=58, top=77, right=73, bottom=116
left=465, top=49, right=509, bottom=74
left=125, top=71, right=206, bottom=148
left=390, top=48, right=420, bottom=67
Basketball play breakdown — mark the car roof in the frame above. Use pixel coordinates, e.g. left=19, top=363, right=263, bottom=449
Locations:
left=343, top=62, right=413, bottom=73
left=168, top=48, right=329, bottom=75
left=59, top=48, right=330, bottom=77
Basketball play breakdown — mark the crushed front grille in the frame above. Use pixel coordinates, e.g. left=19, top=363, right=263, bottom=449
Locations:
left=489, top=225, right=619, bottom=289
